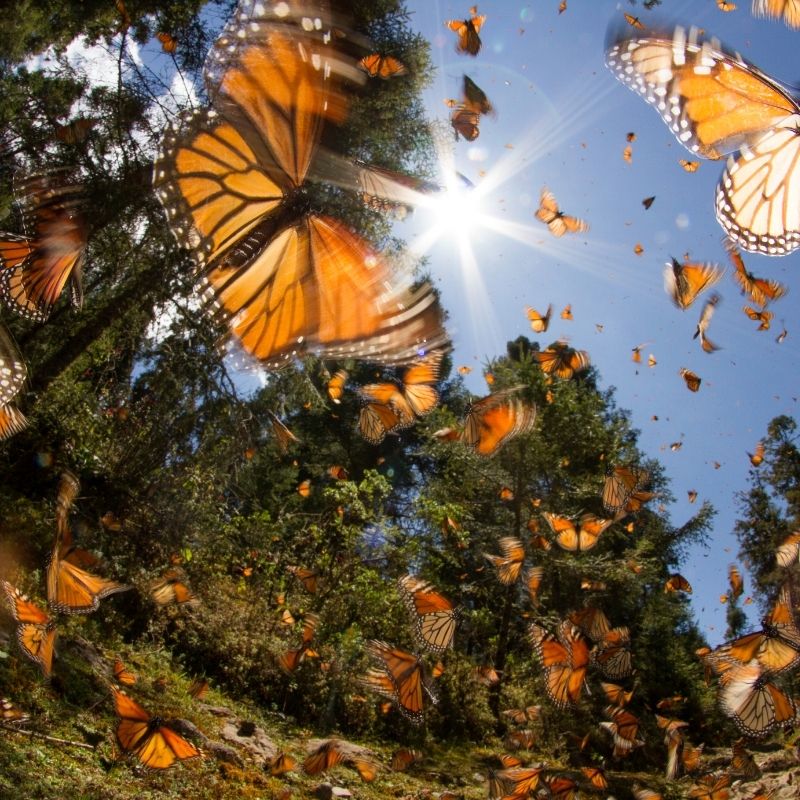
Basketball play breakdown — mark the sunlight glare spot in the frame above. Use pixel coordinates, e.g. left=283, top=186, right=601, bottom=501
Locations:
left=431, top=184, right=483, bottom=237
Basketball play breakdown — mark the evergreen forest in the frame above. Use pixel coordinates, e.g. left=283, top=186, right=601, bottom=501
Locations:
left=1, top=2, right=800, bottom=799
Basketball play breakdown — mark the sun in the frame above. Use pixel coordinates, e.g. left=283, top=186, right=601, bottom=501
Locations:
left=428, top=174, right=484, bottom=238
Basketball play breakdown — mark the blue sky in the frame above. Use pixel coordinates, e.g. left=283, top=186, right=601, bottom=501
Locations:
left=395, top=0, right=800, bottom=643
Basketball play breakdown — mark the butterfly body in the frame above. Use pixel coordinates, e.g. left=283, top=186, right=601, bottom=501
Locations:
left=446, top=14, right=485, bottom=55
left=113, top=688, right=202, bottom=769
left=535, top=187, right=589, bottom=237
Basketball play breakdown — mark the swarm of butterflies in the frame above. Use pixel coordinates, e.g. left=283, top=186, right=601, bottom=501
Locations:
left=1, top=470, right=210, bottom=769
left=3, top=0, right=800, bottom=791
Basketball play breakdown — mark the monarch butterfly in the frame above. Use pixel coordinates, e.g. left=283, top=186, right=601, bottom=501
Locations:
left=602, top=465, right=650, bottom=514
left=682, top=742, right=705, bottom=774
left=680, top=367, right=702, bottom=393
left=665, top=574, right=692, bottom=594
left=296, top=478, right=311, bottom=498
left=582, top=766, right=608, bottom=790
left=55, top=470, right=80, bottom=540
left=664, top=258, right=724, bottom=310
left=544, top=774, right=578, bottom=799
left=731, top=740, right=761, bottom=780
left=526, top=304, right=552, bottom=333
left=357, top=400, right=404, bottom=444
left=717, top=0, right=737, bottom=9
left=743, top=305, right=774, bottom=330
left=361, top=640, right=436, bottom=724
left=113, top=657, right=137, bottom=686
left=446, top=11, right=485, bottom=55
left=656, top=714, right=689, bottom=741
left=606, top=26, right=800, bottom=255
left=484, top=537, right=525, bottom=585
left=726, top=244, right=786, bottom=307
left=600, top=705, right=644, bottom=757
left=359, top=352, right=443, bottom=430
left=54, top=117, right=96, bottom=145
left=748, top=441, right=765, bottom=467
left=2, top=581, right=57, bottom=677
left=153, top=10, right=447, bottom=371
left=450, top=107, right=480, bottom=141
left=631, top=342, right=649, bottom=363
left=753, top=0, right=800, bottom=28
left=624, top=13, right=644, bottom=28
left=473, top=664, right=500, bottom=685
left=461, top=75, right=494, bottom=115
left=714, top=583, right=800, bottom=674
left=462, top=388, right=537, bottom=457
left=267, top=412, right=300, bottom=454
left=535, top=341, right=590, bottom=380
left=287, top=565, right=318, bottom=593
left=663, top=725, right=685, bottom=780
left=601, top=681, right=633, bottom=707
left=729, top=565, right=744, bottom=600
left=581, top=578, right=607, bottom=591
left=151, top=570, right=195, bottom=606
left=0, top=697, right=29, bottom=723
left=568, top=606, right=611, bottom=642
left=543, top=512, right=613, bottom=552
left=719, top=662, right=797, bottom=736
left=278, top=645, right=309, bottom=674
left=358, top=53, right=407, bottom=79
left=680, top=159, right=700, bottom=172
left=688, top=773, right=732, bottom=800
left=525, top=566, right=544, bottom=606
left=347, top=757, right=378, bottom=782
left=502, top=705, right=541, bottom=725
left=0, top=324, right=27, bottom=441
left=0, top=172, right=87, bottom=320
left=326, top=368, right=347, bottom=404
left=397, top=574, right=460, bottom=653
left=327, top=465, right=348, bottom=481
left=593, top=627, right=634, bottom=679
left=157, top=31, right=177, bottom=53
left=47, top=529, right=129, bottom=614
left=187, top=678, right=209, bottom=700
left=694, top=293, right=721, bottom=353
left=268, top=752, right=297, bottom=776
left=560, top=304, right=573, bottom=321
left=389, top=747, right=420, bottom=772
left=623, top=143, right=633, bottom=163
left=535, top=187, right=589, bottom=237
left=642, top=195, right=655, bottom=210
left=112, top=687, right=201, bottom=769
left=493, top=766, right=544, bottom=796
left=505, top=728, right=536, bottom=750
left=688, top=489, right=698, bottom=503
left=776, top=531, right=800, bottom=567
left=529, top=621, right=589, bottom=709
left=303, top=739, right=347, bottom=775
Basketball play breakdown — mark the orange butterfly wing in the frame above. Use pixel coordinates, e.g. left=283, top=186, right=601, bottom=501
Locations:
left=154, top=28, right=445, bottom=368
left=2, top=581, right=57, bottom=677
left=0, top=176, right=86, bottom=320
left=754, top=0, right=800, bottom=28
left=113, top=688, right=201, bottom=769
left=47, top=541, right=129, bottom=614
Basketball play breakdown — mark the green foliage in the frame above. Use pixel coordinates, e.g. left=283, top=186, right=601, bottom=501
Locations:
left=735, top=415, right=800, bottom=609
